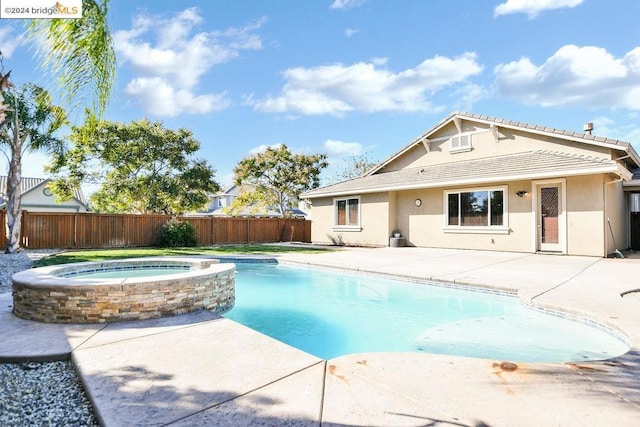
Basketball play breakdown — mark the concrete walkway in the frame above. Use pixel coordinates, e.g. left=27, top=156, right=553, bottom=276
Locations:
left=1, top=247, right=640, bottom=426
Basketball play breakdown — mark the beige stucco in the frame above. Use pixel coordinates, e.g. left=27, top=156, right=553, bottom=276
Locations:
left=311, top=174, right=617, bottom=256
left=395, top=182, right=533, bottom=253
left=604, top=178, right=627, bottom=254
left=383, top=123, right=612, bottom=173
left=308, top=114, right=637, bottom=257
left=312, top=193, right=391, bottom=246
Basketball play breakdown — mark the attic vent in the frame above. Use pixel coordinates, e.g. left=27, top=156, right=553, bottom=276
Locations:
left=450, top=133, right=472, bottom=153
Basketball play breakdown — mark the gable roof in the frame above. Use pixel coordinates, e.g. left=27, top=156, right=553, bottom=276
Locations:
left=0, top=176, right=88, bottom=208
left=367, top=112, right=640, bottom=176
left=213, top=184, right=243, bottom=198
left=303, top=150, right=631, bottom=198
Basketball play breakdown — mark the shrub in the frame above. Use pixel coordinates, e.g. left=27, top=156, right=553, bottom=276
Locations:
left=158, top=218, right=197, bottom=247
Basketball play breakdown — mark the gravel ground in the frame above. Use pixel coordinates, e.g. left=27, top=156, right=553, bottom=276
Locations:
left=0, top=251, right=99, bottom=426
left=0, top=361, right=98, bottom=426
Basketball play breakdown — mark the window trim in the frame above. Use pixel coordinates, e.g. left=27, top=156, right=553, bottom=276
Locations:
left=333, top=196, right=362, bottom=231
left=443, top=186, right=509, bottom=233
left=450, top=132, right=473, bottom=153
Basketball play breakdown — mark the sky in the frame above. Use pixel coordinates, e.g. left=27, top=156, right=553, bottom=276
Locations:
left=1, top=0, right=640, bottom=193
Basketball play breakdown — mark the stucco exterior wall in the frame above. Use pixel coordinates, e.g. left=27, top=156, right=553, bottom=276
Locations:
left=604, top=179, right=627, bottom=254
left=311, top=193, right=391, bottom=246
left=311, top=174, right=612, bottom=257
left=384, top=123, right=612, bottom=172
left=395, top=181, right=533, bottom=253
left=565, top=175, right=605, bottom=257
left=308, top=114, right=633, bottom=257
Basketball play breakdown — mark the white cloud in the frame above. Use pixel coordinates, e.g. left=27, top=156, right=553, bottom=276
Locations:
left=0, top=26, right=25, bottom=58
left=114, top=8, right=265, bottom=117
left=323, top=140, right=364, bottom=158
left=586, top=115, right=640, bottom=145
left=330, top=0, right=366, bottom=10
left=451, top=84, right=486, bottom=112
left=124, top=77, right=229, bottom=117
left=250, top=53, right=483, bottom=116
left=494, top=0, right=584, bottom=18
left=494, top=45, right=640, bottom=110
left=344, top=28, right=360, bottom=37
left=248, top=143, right=284, bottom=155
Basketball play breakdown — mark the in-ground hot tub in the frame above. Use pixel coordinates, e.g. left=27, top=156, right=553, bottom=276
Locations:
left=11, top=257, right=235, bottom=323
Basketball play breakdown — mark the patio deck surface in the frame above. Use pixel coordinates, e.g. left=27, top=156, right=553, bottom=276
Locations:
left=1, top=247, right=639, bottom=426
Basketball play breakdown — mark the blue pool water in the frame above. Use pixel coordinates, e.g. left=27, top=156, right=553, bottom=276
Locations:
left=224, top=263, right=630, bottom=362
left=65, top=267, right=190, bottom=279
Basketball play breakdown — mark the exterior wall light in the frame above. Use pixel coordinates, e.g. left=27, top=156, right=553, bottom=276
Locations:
left=414, top=198, right=422, bottom=207
left=516, top=190, right=529, bottom=198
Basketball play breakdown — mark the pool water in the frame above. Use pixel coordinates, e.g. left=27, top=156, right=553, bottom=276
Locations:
left=66, top=267, right=190, bottom=279
left=224, top=263, right=629, bottom=362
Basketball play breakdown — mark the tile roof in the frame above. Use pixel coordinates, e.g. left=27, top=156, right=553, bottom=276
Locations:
left=439, top=112, right=632, bottom=148
left=0, top=176, right=88, bottom=207
left=369, top=112, right=639, bottom=176
left=304, top=150, right=624, bottom=198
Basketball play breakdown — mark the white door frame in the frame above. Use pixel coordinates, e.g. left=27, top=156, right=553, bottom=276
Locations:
left=531, top=178, right=567, bottom=254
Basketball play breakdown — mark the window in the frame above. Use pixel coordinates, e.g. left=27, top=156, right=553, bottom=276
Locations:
left=450, top=133, right=472, bottom=152
left=334, top=197, right=360, bottom=230
left=445, top=187, right=506, bottom=231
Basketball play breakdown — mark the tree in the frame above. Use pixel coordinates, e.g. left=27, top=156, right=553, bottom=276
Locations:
left=27, top=0, right=116, bottom=116
left=0, top=0, right=115, bottom=253
left=232, top=145, right=328, bottom=217
left=0, top=84, right=66, bottom=253
left=54, top=118, right=219, bottom=215
left=330, top=153, right=379, bottom=183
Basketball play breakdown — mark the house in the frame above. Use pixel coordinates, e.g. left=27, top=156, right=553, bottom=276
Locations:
left=0, top=176, right=89, bottom=213
left=206, top=185, right=243, bottom=215
left=302, top=112, right=640, bottom=257
left=203, top=185, right=307, bottom=218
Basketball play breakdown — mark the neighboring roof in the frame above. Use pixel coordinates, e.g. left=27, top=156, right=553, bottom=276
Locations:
left=0, top=176, right=88, bottom=208
left=209, top=205, right=307, bottom=217
left=303, top=150, right=630, bottom=198
left=213, top=184, right=243, bottom=198
left=368, top=112, right=640, bottom=176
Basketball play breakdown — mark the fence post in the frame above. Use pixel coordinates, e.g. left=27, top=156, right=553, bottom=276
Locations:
left=209, top=215, right=216, bottom=245
left=73, top=213, right=78, bottom=248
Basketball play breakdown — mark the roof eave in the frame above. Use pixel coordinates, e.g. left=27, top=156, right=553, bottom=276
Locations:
left=304, top=165, right=623, bottom=199
left=365, top=112, right=639, bottom=176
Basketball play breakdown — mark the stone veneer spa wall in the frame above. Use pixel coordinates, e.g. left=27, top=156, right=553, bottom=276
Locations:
left=11, top=258, right=235, bottom=323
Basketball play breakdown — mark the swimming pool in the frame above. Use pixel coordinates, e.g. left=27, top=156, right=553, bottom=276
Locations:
left=224, top=263, right=629, bottom=362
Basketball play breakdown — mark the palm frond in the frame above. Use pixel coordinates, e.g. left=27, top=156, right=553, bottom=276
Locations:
left=26, top=0, right=115, bottom=116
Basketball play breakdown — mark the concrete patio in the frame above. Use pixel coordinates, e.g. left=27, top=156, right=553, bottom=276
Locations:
left=1, top=247, right=639, bottom=426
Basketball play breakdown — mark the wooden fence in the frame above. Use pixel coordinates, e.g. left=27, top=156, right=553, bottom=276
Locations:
left=0, top=211, right=311, bottom=249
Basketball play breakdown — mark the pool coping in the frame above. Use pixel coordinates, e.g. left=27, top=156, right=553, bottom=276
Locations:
left=2, top=248, right=640, bottom=425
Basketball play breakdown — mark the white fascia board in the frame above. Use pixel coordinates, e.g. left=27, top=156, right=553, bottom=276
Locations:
left=466, top=116, right=632, bottom=152
left=304, top=165, right=622, bottom=198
